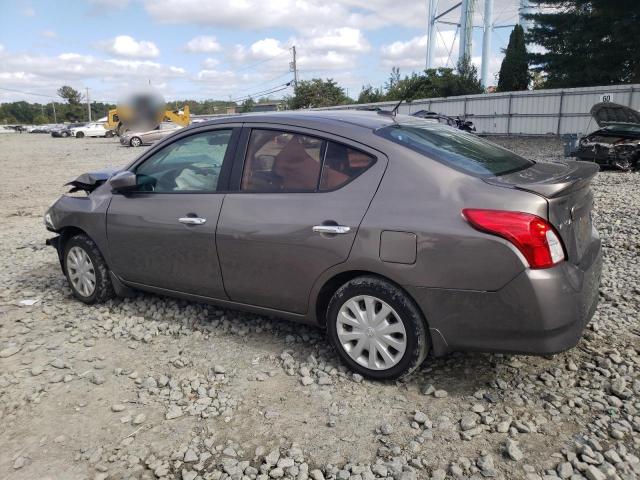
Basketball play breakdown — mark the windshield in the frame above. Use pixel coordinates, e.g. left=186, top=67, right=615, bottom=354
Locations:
left=377, top=120, right=534, bottom=176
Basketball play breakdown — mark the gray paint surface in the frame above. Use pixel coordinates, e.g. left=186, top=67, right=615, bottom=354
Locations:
left=46, top=110, right=602, bottom=357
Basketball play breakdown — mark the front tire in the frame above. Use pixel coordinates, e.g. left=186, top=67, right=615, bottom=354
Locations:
left=326, top=276, right=429, bottom=380
left=63, top=234, right=114, bottom=304
left=129, top=136, right=142, bottom=147
left=61, top=131, right=69, bottom=138
left=75, top=131, right=85, bottom=138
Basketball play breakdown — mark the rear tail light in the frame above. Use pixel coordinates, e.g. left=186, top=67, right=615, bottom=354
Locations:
left=462, top=209, right=566, bottom=269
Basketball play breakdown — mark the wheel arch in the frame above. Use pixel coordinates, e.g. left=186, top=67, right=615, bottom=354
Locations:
left=313, top=269, right=429, bottom=330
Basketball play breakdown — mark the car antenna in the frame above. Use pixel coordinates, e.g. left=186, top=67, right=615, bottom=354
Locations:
left=377, top=85, right=414, bottom=117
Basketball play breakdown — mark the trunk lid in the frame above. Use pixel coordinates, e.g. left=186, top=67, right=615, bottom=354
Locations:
left=485, top=161, right=599, bottom=266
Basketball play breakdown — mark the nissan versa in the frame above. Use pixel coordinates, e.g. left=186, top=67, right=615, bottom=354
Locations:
left=44, top=111, right=602, bottom=379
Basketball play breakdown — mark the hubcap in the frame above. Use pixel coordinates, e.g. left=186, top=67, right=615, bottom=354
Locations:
left=336, top=295, right=407, bottom=371
left=66, top=246, right=96, bottom=297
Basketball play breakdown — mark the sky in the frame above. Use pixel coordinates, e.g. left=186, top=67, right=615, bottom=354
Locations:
left=0, top=0, right=523, bottom=104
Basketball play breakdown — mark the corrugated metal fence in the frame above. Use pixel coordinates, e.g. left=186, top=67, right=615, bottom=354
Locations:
left=318, top=84, right=640, bottom=136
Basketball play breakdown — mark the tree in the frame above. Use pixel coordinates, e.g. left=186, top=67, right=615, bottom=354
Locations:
left=241, top=97, right=255, bottom=112
left=384, top=59, right=483, bottom=102
left=385, top=67, right=401, bottom=91
left=497, top=25, right=529, bottom=92
left=286, top=79, right=351, bottom=109
left=526, top=0, right=640, bottom=88
left=57, top=85, right=83, bottom=105
left=357, top=85, right=386, bottom=104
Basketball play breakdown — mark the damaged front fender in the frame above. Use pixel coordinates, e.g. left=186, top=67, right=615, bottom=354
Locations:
left=66, top=167, right=120, bottom=193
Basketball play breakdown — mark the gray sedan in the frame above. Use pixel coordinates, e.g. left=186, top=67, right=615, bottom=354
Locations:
left=120, top=122, right=183, bottom=147
left=44, top=111, right=602, bottom=379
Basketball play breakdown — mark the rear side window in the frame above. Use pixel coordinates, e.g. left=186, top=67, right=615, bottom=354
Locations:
left=320, top=142, right=375, bottom=190
left=241, top=129, right=376, bottom=192
left=377, top=121, right=533, bottom=176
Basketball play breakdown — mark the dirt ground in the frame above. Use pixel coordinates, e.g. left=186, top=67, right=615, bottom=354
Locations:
left=0, top=133, right=638, bottom=480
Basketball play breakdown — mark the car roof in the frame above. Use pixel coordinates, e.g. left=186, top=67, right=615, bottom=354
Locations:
left=191, top=109, right=401, bottom=134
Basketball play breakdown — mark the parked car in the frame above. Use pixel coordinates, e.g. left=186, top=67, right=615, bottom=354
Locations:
left=30, top=125, right=55, bottom=133
left=575, top=102, right=640, bottom=171
left=50, top=123, right=87, bottom=138
left=411, top=110, right=476, bottom=132
left=44, top=111, right=602, bottom=379
left=70, top=122, right=113, bottom=138
left=0, top=126, right=17, bottom=134
left=120, top=122, right=183, bottom=147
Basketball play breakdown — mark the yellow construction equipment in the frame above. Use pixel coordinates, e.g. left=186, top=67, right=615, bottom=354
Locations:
left=104, top=104, right=190, bottom=136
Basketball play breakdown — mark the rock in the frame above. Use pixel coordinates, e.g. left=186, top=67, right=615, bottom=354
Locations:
left=460, top=413, right=479, bottom=431
left=182, top=469, right=197, bottom=480
left=90, top=373, right=106, bottom=385
left=301, top=376, right=314, bottom=386
left=504, top=438, right=524, bottom=461
left=422, top=384, right=436, bottom=395
left=132, top=413, right=146, bottom=425
left=13, top=456, right=26, bottom=469
left=265, top=449, right=280, bottom=466
left=380, top=423, right=393, bottom=435
left=352, top=373, right=363, bottom=383
left=31, top=365, right=44, bottom=376
left=111, top=404, right=126, bottom=412
left=269, top=467, right=284, bottom=478
left=431, top=469, right=446, bottom=480
left=309, top=469, right=325, bottom=480
left=556, top=462, right=573, bottom=479
left=584, top=466, right=606, bottom=480
left=414, top=411, right=429, bottom=424
left=0, top=346, right=21, bottom=358
left=166, top=405, right=183, bottom=420
left=184, top=449, right=199, bottom=462
left=434, top=389, right=448, bottom=398
left=213, top=365, right=226, bottom=374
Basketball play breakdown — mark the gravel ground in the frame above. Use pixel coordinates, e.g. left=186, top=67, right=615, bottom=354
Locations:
left=0, top=133, right=638, bottom=480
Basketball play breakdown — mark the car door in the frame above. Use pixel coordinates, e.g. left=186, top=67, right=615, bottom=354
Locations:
left=107, top=126, right=239, bottom=298
left=216, top=125, right=387, bottom=314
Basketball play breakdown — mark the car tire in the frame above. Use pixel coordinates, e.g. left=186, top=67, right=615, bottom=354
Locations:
left=129, top=136, right=142, bottom=147
left=105, top=130, right=114, bottom=138
left=326, top=276, right=429, bottom=380
left=62, top=131, right=69, bottom=138
left=75, top=131, right=84, bottom=138
left=63, top=234, right=115, bottom=304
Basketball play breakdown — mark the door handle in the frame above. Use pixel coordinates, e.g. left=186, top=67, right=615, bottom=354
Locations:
left=312, top=225, right=351, bottom=234
left=179, top=217, right=206, bottom=225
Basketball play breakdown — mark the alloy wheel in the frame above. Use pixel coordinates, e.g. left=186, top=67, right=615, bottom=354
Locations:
left=336, top=295, right=407, bottom=370
left=66, top=246, right=96, bottom=297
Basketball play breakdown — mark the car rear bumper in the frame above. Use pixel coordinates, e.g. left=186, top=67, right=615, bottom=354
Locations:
left=406, top=239, right=602, bottom=356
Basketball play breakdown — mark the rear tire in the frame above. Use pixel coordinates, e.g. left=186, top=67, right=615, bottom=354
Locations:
left=130, top=136, right=142, bottom=147
left=63, top=234, right=114, bottom=304
left=326, top=276, right=429, bottom=380
left=75, top=131, right=85, bottom=138
left=105, top=130, right=114, bottom=138
left=61, top=131, right=69, bottom=138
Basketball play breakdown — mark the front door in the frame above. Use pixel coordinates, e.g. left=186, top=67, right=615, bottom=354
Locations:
left=107, top=127, right=238, bottom=298
left=216, top=127, right=386, bottom=313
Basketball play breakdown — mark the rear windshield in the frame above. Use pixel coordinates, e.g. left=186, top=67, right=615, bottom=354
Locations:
left=376, top=120, right=534, bottom=176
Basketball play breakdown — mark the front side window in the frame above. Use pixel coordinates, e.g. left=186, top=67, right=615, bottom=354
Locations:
left=377, top=120, right=533, bottom=176
left=135, top=129, right=232, bottom=192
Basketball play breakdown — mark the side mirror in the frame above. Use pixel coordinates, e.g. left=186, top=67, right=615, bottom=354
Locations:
left=109, top=171, right=137, bottom=192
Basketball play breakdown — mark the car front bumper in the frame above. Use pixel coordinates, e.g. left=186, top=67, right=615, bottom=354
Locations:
left=406, top=239, right=602, bottom=357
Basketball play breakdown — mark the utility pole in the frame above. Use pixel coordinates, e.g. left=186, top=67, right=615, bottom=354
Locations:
left=51, top=101, right=57, bottom=123
left=481, top=0, right=494, bottom=88
left=458, top=0, right=475, bottom=64
left=85, top=87, right=92, bottom=122
left=425, top=0, right=438, bottom=69
left=519, top=0, right=531, bottom=33
left=290, top=46, right=298, bottom=89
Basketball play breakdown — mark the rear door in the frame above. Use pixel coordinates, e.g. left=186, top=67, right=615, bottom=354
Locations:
left=107, top=126, right=239, bottom=298
left=216, top=125, right=387, bottom=313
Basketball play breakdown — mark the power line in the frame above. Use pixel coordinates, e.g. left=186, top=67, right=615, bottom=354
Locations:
left=232, top=71, right=293, bottom=97
left=232, top=50, right=290, bottom=73
left=0, top=86, right=55, bottom=98
left=232, top=83, right=292, bottom=103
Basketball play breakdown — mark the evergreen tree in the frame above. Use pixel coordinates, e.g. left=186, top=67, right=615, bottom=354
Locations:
left=526, top=0, right=640, bottom=87
left=497, top=25, right=529, bottom=91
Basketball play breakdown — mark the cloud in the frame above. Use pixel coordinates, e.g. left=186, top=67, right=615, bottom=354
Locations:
left=98, top=35, right=160, bottom=58
left=41, top=30, right=57, bottom=39
left=184, top=35, right=222, bottom=53
left=201, top=57, right=220, bottom=69
left=22, top=6, right=36, bottom=16
left=380, top=31, right=459, bottom=69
